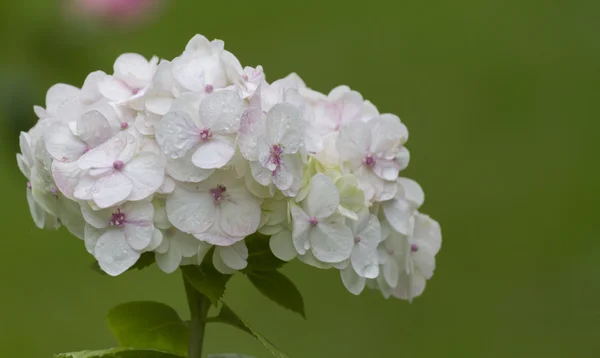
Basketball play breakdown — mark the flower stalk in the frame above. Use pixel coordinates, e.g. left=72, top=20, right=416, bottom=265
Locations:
left=183, top=274, right=211, bottom=358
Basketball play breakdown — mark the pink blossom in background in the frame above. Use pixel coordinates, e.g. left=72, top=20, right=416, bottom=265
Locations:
left=68, top=0, right=163, bottom=23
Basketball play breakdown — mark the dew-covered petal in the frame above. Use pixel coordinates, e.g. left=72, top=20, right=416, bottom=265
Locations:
left=76, top=109, right=114, bottom=148
left=368, top=114, right=408, bottom=154
left=94, top=230, right=140, bottom=276
left=198, top=90, right=244, bottom=133
left=337, top=121, right=371, bottom=162
left=191, top=136, right=235, bottom=169
left=122, top=152, right=164, bottom=201
left=92, top=172, right=133, bottom=209
left=166, top=154, right=214, bottom=183
left=166, top=187, right=215, bottom=234
left=218, top=189, right=261, bottom=238
left=45, top=123, right=86, bottom=162
left=51, top=161, right=84, bottom=200
left=237, top=107, right=266, bottom=161
left=78, top=133, right=128, bottom=170
left=156, top=111, right=201, bottom=159
left=266, top=103, right=304, bottom=153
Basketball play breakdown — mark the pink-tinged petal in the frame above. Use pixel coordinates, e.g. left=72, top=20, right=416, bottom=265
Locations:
left=278, top=154, right=303, bottom=196
left=219, top=242, right=248, bottom=270
left=368, top=114, right=408, bottom=154
left=266, top=103, right=304, bottom=153
left=52, top=161, right=84, bottom=200
left=45, top=123, right=86, bottom=162
left=198, top=90, right=244, bottom=133
left=74, top=175, right=96, bottom=201
left=166, top=187, right=215, bottom=234
left=337, top=121, right=371, bottom=162
left=94, top=230, right=140, bottom=276
left=93, top=172, right=133, bottom=209
left=166, top=154, right=214, bottom=183
left=156, top=111, right=201, bottom=159
left=218, top=189, right=261, bottom=238
left=76, top=109, right=114, bottom=148
left=309, top=221, right=354, bottom=263
left=340, top=266, right=366, bottom=295
left=237, top=107, right=266, bottom=161
left=78, top=133, right=128, bottom=170
left=272, top=158, right=294, bottom=191
left=305, top=173, right=339, bottom=219
left=122, top=153, right=164, bottom=201
left=191, top=136, right=235, bottom=169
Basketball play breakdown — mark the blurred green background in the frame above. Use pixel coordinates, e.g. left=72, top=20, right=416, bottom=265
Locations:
left=0, top=0, right=598, bottom=357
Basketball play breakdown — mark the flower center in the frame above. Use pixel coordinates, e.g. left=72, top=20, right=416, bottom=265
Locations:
left=210, top=184, right=227, bottom=203
left=113, top=160, right=125, bottom=170
left=309, top=217, right=319, bottom=227
left=26, top=181, right=32, bottom=190
left=120, top=122, right=129, bottom=130
left=354, top=236, right=361, bottom=243
left=110, top=209, right=126, bottom=227
left=131, top=88, right=141, bottom=95
left=270, top=144, right=284, bottom=168
left=199, top=128, right=213, bottom=141
left=364, top=155, right=376, bottom=167
left=410, top=243, right=419, bottom=253
left=204, top=84, right=214, bottom=93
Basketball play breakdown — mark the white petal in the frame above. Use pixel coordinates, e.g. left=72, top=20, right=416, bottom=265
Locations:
left=269, top=230, right=297, bottom=261
left=340, top=266, right=366, bottom=295
left=413, top=213, right=442, bottom=255
left=174, top=232, right=202, bottom=257
left=372, top=159, right=400, bottom=181
left=98, top=77, right=132, bottom=102
left=156, top=111, right=201, bottom=159
left=383, top=259, right=399, bottom=288
left=145, top=229, right=163, bottom=252
left=17, top=154, right=30, bottom=179
left=213, top=248, right=237, bottom=274
left=94, top=230, right=140, bottom=276
left=166, top=154, right=214, bottom=183
left=219, top=241, right=248, bottom=270
left=122, top=153, right=164, bottom=201
left=80, top=203, right=111, bottom=229
left=84, top=224, right=103, bottom=254
left=166, top=186, right=215, bottom=234
left=198, top=90, right=244, bottom=133
left=51, top=161, right=84, bottom=200
left=218, top=188, right=261, bottom=238
left=92, top=172, right=133, bottom=209
left=250, top=160, right=272, bottom=186
left=368, top=114, right=408, bottom=153
left=237, top=107, right=266, bottom=161
left=122, top=201, right=155, bottom=250
left=337, top=121, right=371, bottom=162
left=78, top=134, right=127, bottom=170
left=46, top=84, right=80, bottom=116
left=73, top=175, right=95, bottom=201
left=392, top=270, right=426, bottom=302
left=351, top=245, right=379, bottom=279
left=45, top=123, right=86, bottom=162
left=290, top=203, right=310, bottom=254
left=76, top=110, right=114, bottom=148
left=382, top=198, right=413, bottom=235
left=305, top=173, right=340, bottom=219
left=309, top=221, right=353, bottom=263
left=398, top=178, right=425, bottom=208
left=191, top=136, right=235, bottom=169
left=26, top=188, right=46, bottom=229
left=396, top=147, right=410, bottom=171
left=80, top=71, right=105, bottom=104
left=266, top=103, right=304, bottom=153
left=114, top=53, right=154, bottom=88
left=156, top=244, right=182, bottom=274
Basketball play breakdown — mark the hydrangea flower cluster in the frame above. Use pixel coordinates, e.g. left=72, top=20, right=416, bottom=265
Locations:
left=17, top=34, right=441, bottom=301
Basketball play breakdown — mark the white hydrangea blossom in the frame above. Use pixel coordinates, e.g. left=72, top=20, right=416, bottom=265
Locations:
left=17, top=33, right=441, bottom=301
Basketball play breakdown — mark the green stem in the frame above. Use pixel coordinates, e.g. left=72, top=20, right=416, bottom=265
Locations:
left=183, top=273, right=211, bottom=358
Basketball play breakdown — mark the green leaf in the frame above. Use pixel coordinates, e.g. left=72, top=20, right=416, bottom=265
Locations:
left=106, top=301, right=188, bottom=356
left=208, top=304, right=290, bottom=358
left=244, top=234, right=286, bottom=272
left=92, top=252, right=155, bottom=275
left=246, top=270, right=306, bottom=318
left=55, top=347, right=183, bottom=358
left=181, top=262, right=230, bottom=306
left=208, top=355, right=255, bottom=358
